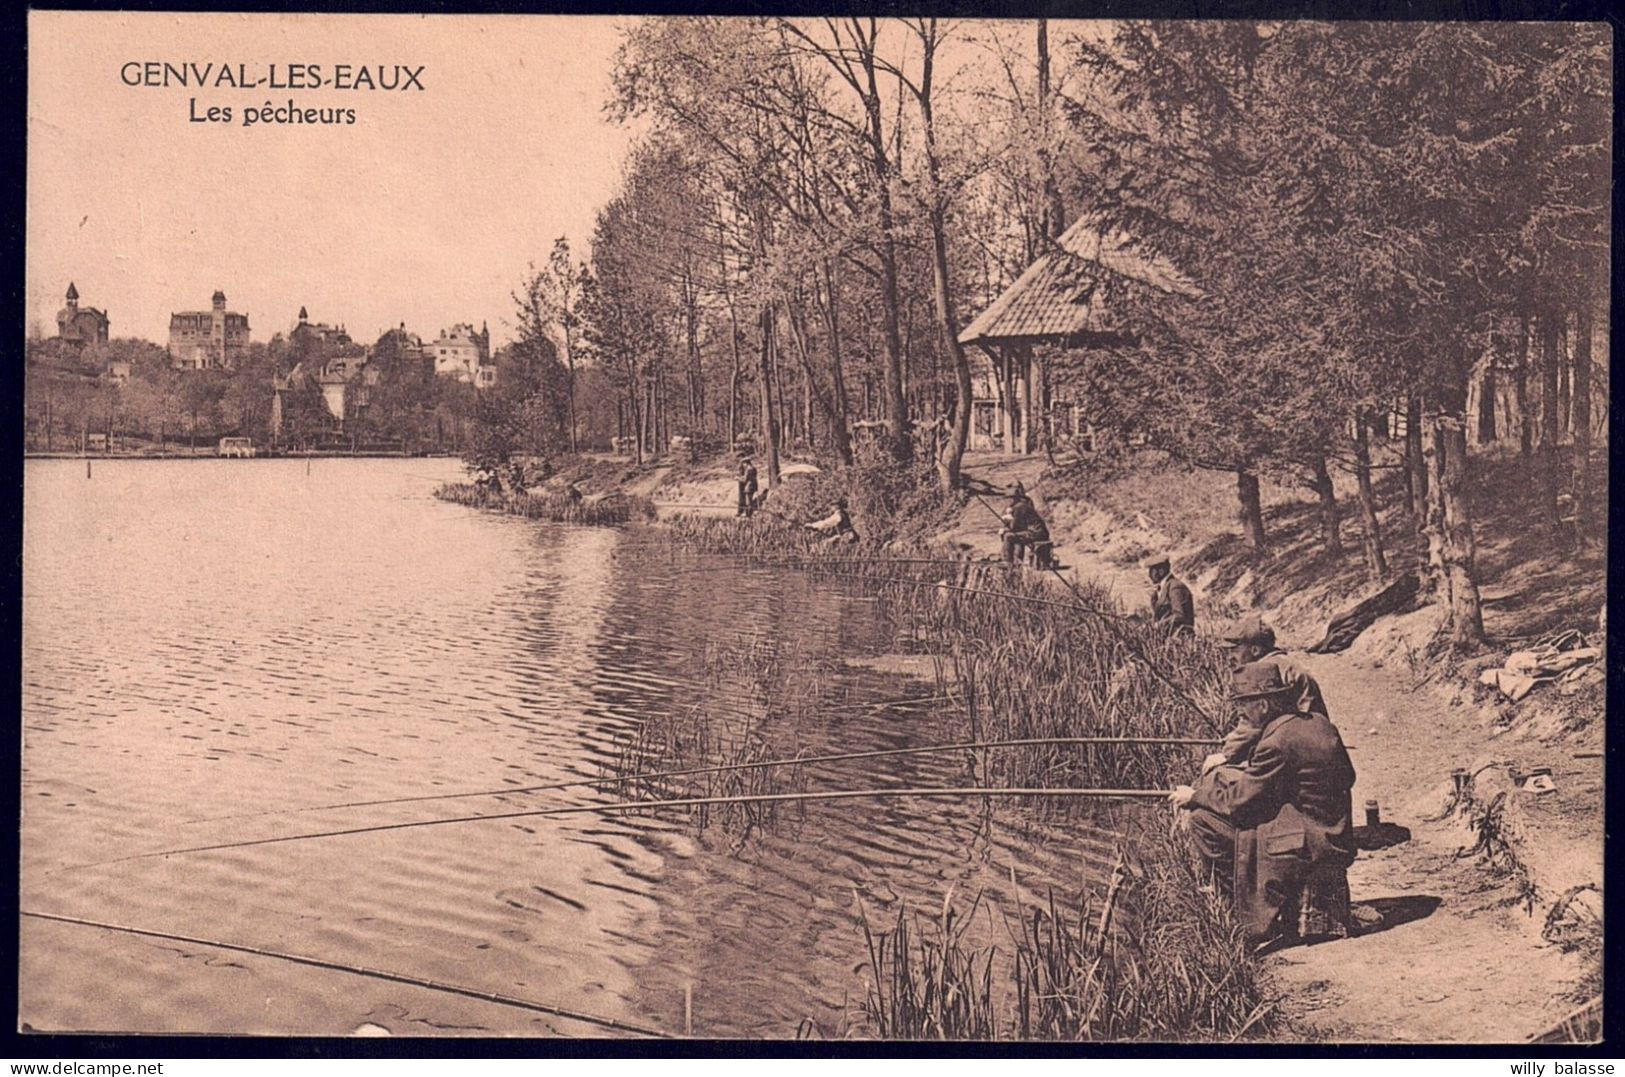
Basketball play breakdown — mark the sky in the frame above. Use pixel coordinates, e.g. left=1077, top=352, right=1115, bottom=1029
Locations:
left=27, top=12, right=640, bottom=349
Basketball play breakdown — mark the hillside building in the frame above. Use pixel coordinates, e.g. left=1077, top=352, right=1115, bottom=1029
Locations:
left=55, top=283, right=110, bottom=349
left=430, top=322, right=495, bottom=387
left=169, top=290, right=251, bottom=370
left=290, top=306, right=353, bottom=354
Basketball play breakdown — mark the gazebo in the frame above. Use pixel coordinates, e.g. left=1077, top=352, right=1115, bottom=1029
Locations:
left=957, top=215, right=1197, bottom=454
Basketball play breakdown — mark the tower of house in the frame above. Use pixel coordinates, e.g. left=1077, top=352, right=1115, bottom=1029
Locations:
left=65, top=282, right=79, bottom=311
left=212, top=290, right=227, bottom=312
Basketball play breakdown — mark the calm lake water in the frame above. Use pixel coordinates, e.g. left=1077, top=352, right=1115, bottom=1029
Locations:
left=21, top=458, right=1100, bottom=1038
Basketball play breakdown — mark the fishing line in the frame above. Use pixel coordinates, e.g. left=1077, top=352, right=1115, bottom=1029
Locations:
left=76, top=786, right=1179, bottom=869
left=179, top=728, right=1210, bottom=827
left=20, top=910, right=671, bottom=1038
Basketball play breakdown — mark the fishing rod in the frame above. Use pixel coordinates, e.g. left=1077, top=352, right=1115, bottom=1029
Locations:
left=21, top=910, right=672, bottom=1038
left=183, top=732, right=1217, bottom=826
left=81, top=786, right=1181, bottom=869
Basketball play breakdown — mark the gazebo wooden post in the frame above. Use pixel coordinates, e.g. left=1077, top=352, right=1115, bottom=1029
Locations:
left=1001, top=346, right=1014, bottom=454
left=1019, top=343, right=1036, bottom=454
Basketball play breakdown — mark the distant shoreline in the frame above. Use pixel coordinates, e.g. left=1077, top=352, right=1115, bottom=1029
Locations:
left=24, top=451, right=460, bottom=461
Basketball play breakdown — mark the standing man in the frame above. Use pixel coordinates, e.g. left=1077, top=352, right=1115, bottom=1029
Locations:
left=1145, top=555, right=1195, bottom=635
left=1170, top=660, right=1357, bottom=944
left=737, top=457, right=759, bottom=518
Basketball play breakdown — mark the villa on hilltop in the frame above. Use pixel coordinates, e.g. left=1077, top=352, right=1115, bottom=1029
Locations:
left=56, top=283, right=110, bottom=349
left=169, top=290, right=251, bottom=370
left=431, top=323, right=495, bottom=387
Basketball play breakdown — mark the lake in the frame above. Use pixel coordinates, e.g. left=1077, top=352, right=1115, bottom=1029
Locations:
left=20, top=457, right=1095, bottom=1038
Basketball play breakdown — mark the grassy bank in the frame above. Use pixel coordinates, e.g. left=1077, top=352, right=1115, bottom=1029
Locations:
left=433, top=481, right=656, bottom=526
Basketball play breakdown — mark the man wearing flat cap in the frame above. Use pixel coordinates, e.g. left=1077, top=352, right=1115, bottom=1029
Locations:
left=1145, top=554, right=1194, bottom=635
left=1202, top=616, right=1330, bottom=774
left=1171, top=660, right=1357, bottom=943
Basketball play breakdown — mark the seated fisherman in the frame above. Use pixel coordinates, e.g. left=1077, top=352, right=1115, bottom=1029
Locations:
left=1203, top=616, right=1330, bottom=773
left=1000, top=482, right=1052, bottom=566
left=1170, top=660, right=1357, bottom=945
left=1145, top=554, right=1195, bottom=635
left=806, top=498, right=859, bottom=544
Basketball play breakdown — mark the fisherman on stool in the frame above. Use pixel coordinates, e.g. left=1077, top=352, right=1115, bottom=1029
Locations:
left=1169, top=660, right=1357, bottom=949
left=1000, top=483, right=1053, bottom=568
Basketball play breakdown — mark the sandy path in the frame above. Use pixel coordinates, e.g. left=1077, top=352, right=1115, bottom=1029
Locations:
left=1261, top=654, right=1581, bottom=1043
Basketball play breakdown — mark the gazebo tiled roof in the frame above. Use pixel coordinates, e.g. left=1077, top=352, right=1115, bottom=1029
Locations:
left=958, top=215, right=1199, bottom=347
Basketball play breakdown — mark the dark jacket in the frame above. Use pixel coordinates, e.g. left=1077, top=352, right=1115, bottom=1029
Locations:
left=1006, top=496, right=1049, bottom=540
left=1190, top=709, right=1356, bottom=936
left=1216, top=651, right=1329, bottom=763
left=1151, top=575, right=1195, bottom=631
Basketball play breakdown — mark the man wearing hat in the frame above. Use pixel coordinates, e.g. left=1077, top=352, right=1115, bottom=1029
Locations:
left=1145, top=554, right=1194, bottom=635
left=806, top=497, right=859, bottom=544
left=1170, top=660, right=1357, bottom=943
left=1203, top=616, right=1329, bottom=773
left=1000, top=482, right=1052, bottom=566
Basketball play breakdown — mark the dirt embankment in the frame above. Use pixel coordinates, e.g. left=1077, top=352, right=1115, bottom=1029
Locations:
left=930, top=448, right=1604, bottom=1044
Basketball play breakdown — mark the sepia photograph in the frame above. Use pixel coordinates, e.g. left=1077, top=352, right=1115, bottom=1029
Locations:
left=19, top=11, right=1609, bottom=1046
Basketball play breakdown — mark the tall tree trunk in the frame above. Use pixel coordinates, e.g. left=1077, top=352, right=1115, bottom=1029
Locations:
left=845, top=24, right=911, bottom=464
left=1572, top=304, right=1593, bottom=538
left=1353, top=407, right=1388, bottom=580
left=1557, top=314, right=1571, bottom=436
left=719, top=220, right=741, bottom=449
left=1476, top=331, right=1497, bottom=444
left=1036, top=18, right=1065, bottom=241
left=1422, top=414, right=1447, bottom=602
left=563, top=324, right=577, bottom=454
left=1515, top=312, right=1532, bottom=457
left=684, top=265, right=702, bottom=437
left=1405, top=394, right=1427, bottom=526
left=623, top=356, right=644, bottom=466
left=782, top=293, right=847, bottom=463
left=913, top=26, right=971, bottom=490
left=1309, top=452, right=1342, bottom=555
left=728, top=323, right=742, bottom=449
left=1539, top=309, right=1563, bottom=527
left=757, top=306, right=781, bottom=488
left=818, top=260, right=854, bottom=466
left=1436, top=412, right=1484, bottom=648
left=1236, top=468, right=1266, bottom=549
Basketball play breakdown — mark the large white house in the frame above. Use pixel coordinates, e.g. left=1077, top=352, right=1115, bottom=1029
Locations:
left=430, top=323, right=495, bottom=387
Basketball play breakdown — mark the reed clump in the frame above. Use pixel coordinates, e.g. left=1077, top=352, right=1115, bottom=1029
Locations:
left=434, top=482, right=656, bottom=525
left=861, top=822, right=1270, bottom=1041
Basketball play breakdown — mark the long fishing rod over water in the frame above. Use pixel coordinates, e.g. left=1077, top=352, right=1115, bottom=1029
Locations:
left=20, top=911, right=672, bottom=1038
left=184, top=732, right=1221, bottom=825
left=73, top=786, right=1181, bottom=870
